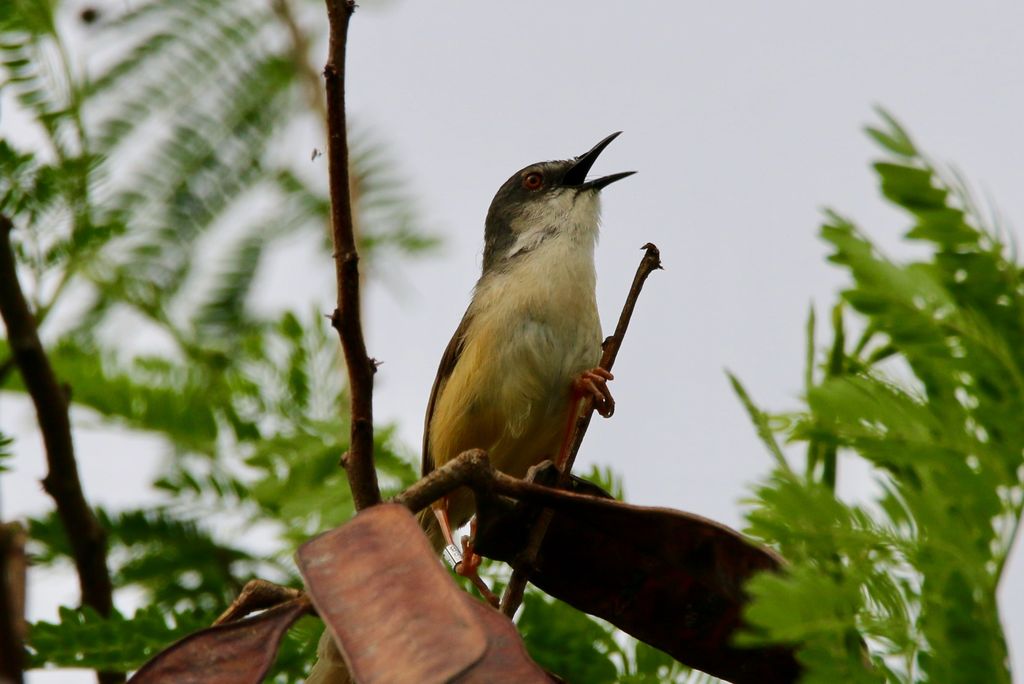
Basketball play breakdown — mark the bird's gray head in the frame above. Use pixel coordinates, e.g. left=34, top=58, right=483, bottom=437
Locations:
left=482, top=132, right=635, bottom=272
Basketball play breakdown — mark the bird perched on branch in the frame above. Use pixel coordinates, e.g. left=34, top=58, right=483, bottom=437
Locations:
left=417, top=132, right=634, bottom=596
left=308, top=133, right=633, bottom=683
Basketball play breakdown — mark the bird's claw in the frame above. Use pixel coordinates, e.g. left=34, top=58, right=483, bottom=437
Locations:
left=573, top=367, right=615, bottom=418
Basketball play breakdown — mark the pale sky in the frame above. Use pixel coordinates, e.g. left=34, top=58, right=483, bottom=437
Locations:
left=3, top=1, right=1024, bottom=680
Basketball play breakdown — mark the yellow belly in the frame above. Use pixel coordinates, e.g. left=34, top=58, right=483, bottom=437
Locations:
left=428, top=317, right=588, bottom=471
left=427, top=311, right=599, bottom=529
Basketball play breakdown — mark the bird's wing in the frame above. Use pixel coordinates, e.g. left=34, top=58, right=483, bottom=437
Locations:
left=421, top=310, right=474, bottom=476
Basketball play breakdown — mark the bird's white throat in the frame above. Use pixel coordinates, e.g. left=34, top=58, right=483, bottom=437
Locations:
left=506, top=189, right=601, bottom=259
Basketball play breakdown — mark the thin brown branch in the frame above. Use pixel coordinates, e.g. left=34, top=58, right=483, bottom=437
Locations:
left=0, top=216, right=121, bottom=684
left=0, top=522, right=26, bottom=683
left=393, top=449, right=494, bottom=511
left=323, top=0, right=381, bottom=511
left=392, top=450, right=615, bottom=517
left=500, top=243, right=663, bottom=616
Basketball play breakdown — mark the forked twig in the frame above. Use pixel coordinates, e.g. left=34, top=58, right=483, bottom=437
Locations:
left=499, top=243, right=662, bottom=616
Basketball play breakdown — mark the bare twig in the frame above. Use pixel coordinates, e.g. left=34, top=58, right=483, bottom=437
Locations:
left=392, top=450, right=616, bottom=517
left=0, top=216, right=120, bottom=684
left=323, top=0, right=381, bottom=511
left=213, top=579, right=305, bottom=625
left=500, top=243, right=662, bottom=616
left=0, top=522, right=26, bottom=683
left=394, top=449, right=494, bottom=511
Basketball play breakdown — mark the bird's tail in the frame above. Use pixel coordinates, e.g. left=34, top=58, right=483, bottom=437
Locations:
left=305, top=506, right=444, bottom=683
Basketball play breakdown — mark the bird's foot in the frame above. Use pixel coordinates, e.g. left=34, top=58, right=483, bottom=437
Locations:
left=457, top=523, right=500, bottom=608
left=573, top=367, right=615, bottom=418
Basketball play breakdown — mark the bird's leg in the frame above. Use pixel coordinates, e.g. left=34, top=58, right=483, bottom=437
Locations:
left=460, top=517, right=500, bottom=607
left=556, top=368, right=615, bottom=470
left=432, top=498, right=459, bottom=549
left=432, top=499, right=499, bottom=608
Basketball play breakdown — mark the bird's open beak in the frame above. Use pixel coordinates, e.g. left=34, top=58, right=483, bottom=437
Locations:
left=562, top=131, right=636, bottom=190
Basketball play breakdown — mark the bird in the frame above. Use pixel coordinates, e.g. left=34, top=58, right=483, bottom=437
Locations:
left=307, top=132, right=634, bottom=683
left=416, top=131, right=634, bottom=591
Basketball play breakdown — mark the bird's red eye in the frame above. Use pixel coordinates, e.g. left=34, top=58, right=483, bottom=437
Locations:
left=522, top=171, right=544, bottom=190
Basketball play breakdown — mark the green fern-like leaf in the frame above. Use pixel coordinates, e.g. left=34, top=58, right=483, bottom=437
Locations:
left=27, top=605, right=212, bottom=672
left=736, top=112, right=1022, bottom=684
left=517, top=592, right=621, bottom=684
left=0, top=337, right=220, bottom=451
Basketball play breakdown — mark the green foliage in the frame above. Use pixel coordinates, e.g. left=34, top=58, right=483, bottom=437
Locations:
left=517, top=591, right=697, bottom=683
left=736, top=111, right=1023, bottom=683
left=30, top=507, right=263, bottom=611
left=742, top=471, right=913, bottom=683
left=518, top=591, right=622, bottom=683
left=727, top=372, right=790, bottom=471
left=580, top=461, right=627, bottom=499
left=0, top=0, right=71, bottom=143
left=0, top=430, right=12, bottom=472
left=27, top=605, right=211, bottom=672
left=1, top=337, right=220, bottom=451
left=27, top=603, right=320, bottom=682
left=0, top=143, right=58, bottom=222
left=2, top=1, right=431, bottom=681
